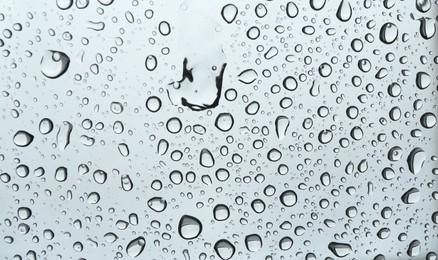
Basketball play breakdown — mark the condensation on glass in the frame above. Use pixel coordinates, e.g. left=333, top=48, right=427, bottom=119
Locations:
left=0, top=0, right=437, bottom=259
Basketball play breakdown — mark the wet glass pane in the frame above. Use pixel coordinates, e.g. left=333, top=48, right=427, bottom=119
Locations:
left=1, top=0, right=437, bottom=259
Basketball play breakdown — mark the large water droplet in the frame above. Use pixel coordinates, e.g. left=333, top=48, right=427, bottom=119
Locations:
left=328, top=242, right=352, bottom=258
left=336, top=0, right=352, bottom=22
left=407, top=148, right=426, bottom=175
left=13, top=130, right=34, bottom=147
left=245, top=234, right=262, bottom=252
left=401, top=188, right=420, bottom=204
left=380, top=23, right=398, bottom=44
left=40, top=50, right=70, bottom=79
left=214, top=239, right=235, bottom=260
left=178, top=215, right=203, bottom=240
left=221, top=4, right=238, bottom=24
left=126, top=236, right=146, bottom=258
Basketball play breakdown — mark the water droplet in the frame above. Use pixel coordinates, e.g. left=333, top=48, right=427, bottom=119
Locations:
left=407, top=240, right=421, bottom=257
left=145, top=96, right=162, bottom=112
left=57, top=0, right=73, bottom=10
left=126, top=236, right=146, bottom=258
left=407, top=148, right=426, bottom=175
left=17, top=207, right=32, bottom=220
left=40, top=50, right=70, bottom=79
left=221, top=4, right=238, bottom=24
left=336, top=0, right=352, bottom=22
left=245, top=234, right=262, bottom=252
left=213, top=204, right=230, bottom=221
left=328, top=242, right=352, bottom=258
left=39, top=118, right=54, bottom=135
left=286, top=2, right=299, bottom=18
left=420, top=112, right=436, bottom=129
left=283, top=76, right=298, bottom=91
left=200, top=148, right=215, bottom=168
left=148, top=197, right=167, bottom=212
left=214, top=239, right=235, bottom=260
left=215, top=113, right=234, bottom=132
left=13, top=130, right=34, bottom=147
left=280, top=190, right=297, bottom=207
left=56, top=121, right=73, bottom=151
left=178, top=215, right=203, bottom=240
left=416, top=72, right=431, bottom=89
left=121, top=174, right=133, bottom=191
left=309, top=0, right=326, bottom=11
left=93, top=170, right=107, bottom=184
left=145, top=55, right=157, bottom=71
left=238, top=69, right=258, bottom=84
left=380, top=23, right=398, bottom=44
left=401, top=188, right=420, bottom=204
left=55, top=166, right=68, bottom=182
left=279, top=236, right=293, bottom=250
left=275, top=116, right=289, bottom=140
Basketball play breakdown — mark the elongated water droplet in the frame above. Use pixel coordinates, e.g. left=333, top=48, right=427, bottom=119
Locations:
left=126, top=236, right=146, bottom=258
left=57, top=121, right=73, bottom=151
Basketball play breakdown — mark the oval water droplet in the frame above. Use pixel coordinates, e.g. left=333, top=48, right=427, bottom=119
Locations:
left=328, top=242, right=352, bottom=257
left=39, top=118, right=54, bottom=135
left=126, top=236, right=146, bottom=258
left=148, top=197, right=167, bottom=212
left=145, top=55, right=157, bottom=71
left=40, top=50, right=70, bottom=79
left=238, top=69, right=258, bottom=84
left=13, top=130, right=34, bottom=147
left=215, top=113, right=234, bottom=132
left=286, top=2, right=299, bottom=18
left=407, top=148, right=426, bottom=175
left=380, top=23, right=398, bottom=44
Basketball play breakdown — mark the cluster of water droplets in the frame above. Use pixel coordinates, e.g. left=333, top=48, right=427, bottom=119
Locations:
left=0, top=0, right=437, bottom=259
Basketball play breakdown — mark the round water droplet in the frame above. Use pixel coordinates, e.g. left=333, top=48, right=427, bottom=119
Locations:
left=145, top=96, right=162, bottom=112
left=57, top=0, right=73, bottom=10
left=420, top=112, right=436, bottom=129
left=283, top=76, right=297, bottom=91
left=214, top=239, right=235, bottom=260
left=17, top=207, right=32, bottom=220
left=279, top=236, right=293, bottom=250
left=213, top=204, right=230, bottom=221
left=221, top=4, right=238, bottom=24
left=93, top=170, right=107, bottom=184
left=13, top=130, right=34, bottom=147
left=280, top=190, right=297, bottom=207
left=166, top=117, right=182, bottom=134
left=110, top=102, right=123, bottom=114
left=245, top=234, right=262, bottom=252
left=40, top=50, right=70, bottom=79
left=178, top=215, right=203, bottom=240
left=215, top=113, right=234, bottom=132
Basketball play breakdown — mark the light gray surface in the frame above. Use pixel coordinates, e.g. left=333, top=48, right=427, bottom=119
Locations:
left=0, top=0, right=437, bottom=259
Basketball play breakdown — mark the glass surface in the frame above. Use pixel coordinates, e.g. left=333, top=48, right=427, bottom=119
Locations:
left=0, top=0, right=437, bottom=259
